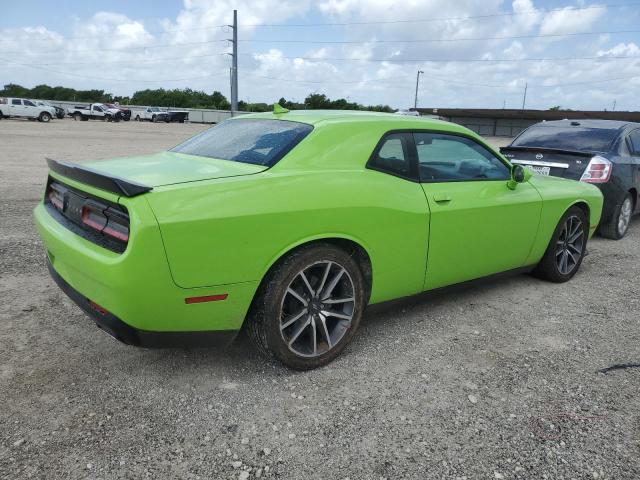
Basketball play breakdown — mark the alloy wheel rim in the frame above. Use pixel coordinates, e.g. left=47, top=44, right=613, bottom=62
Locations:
left=555, top=215, right=584, bottom=275
left=618, top=198, right=632, bottom=235
left=279, top=260, right=356, bottom=358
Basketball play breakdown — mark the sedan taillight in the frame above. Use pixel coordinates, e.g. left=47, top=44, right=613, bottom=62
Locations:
left=580, top=156, right=612, bottom=183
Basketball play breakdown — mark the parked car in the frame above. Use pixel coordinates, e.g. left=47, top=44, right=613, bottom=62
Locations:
left=166, top=109, right=189, bottom=123
left=501, top=119, right=640, bottom=239
left=34, top=100, right=65, bottom=119
left=105, top=103, right=131, bottom=121
left=34, top=109, right=603, bottom=369
left=134, top=106, right=168, bottom=122
left=0, top=97, right=56, bottom=122
left=134, top=107, right=188, bottom=123
left=67, top=103, right=122, bottom=122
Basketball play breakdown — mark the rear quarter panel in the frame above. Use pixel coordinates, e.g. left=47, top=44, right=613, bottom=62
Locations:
left=147, top=168, right=430, bottom=304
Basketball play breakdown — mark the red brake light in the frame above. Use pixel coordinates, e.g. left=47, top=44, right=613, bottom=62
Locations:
left=580, top=156, right=612, bottom=183
left=103, top=208, right=129, bottom=242
left=48, top=184, right=65, bottom=210
left=81, top=203, right=107, bottom=231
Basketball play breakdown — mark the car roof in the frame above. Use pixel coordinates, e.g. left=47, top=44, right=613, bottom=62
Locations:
left=531, top=119, right=638, bottom=130
left=235, top=109, right=470, bottom=133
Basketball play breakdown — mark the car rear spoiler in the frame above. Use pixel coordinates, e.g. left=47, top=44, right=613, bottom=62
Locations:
left=499, top=146, right=597, bottom=157
left=46, top=158, right=153, bottom=197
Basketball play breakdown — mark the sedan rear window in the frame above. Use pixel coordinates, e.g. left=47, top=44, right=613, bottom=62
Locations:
left=512, top=125, right=619, bottom=152
left=171, top=119, right=313, bottom=167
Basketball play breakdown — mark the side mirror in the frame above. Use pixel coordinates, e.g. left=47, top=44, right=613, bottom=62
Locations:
left=513, top=164, right=526, bottom=183
left=507, top=164, right=530, bottom=190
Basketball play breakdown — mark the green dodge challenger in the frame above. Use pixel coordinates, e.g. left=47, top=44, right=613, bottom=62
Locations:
left=34, top=108, right=603, bottom=369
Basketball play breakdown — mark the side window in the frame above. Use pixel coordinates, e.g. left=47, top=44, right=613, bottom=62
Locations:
left=11, top=99, right=22, bottom=105
left=368, top=133, right=414, bottom=179
left=414, top=132, right=510, bottom=182
left=23, top=100, right=36, bottom=107
left=628, top=130, right=640, bottom=156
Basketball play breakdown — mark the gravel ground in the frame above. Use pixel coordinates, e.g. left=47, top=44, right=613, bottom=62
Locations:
left=1, top=118, right=639, bottom=479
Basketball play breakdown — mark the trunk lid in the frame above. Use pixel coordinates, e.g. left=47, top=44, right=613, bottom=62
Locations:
left=84, top=151, right=268, bottom=188
left=500, top=146, right=596, bottom=181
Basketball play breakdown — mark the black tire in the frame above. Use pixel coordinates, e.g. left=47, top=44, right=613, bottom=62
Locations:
left=151, top=115, right=156, bottom=123
left=598, top=193, right=633, bottom=240
left=533, top=206, right=588, bottom=283
left=38, top=112, right=52, bottom=122
left=245, top=243, right=367, bottom=370
left=135, top=115, right=140, bottom=121
left=73, top=112, right=82, bottom=121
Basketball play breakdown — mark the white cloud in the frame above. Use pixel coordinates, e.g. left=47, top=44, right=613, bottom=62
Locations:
left=539, top=4, right=606, bottom=35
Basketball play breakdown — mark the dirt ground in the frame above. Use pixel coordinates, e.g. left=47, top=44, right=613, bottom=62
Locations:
left=1, top=118, right=639, bottom=480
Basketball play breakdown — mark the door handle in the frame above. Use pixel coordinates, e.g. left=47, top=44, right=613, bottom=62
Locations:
left=433, top=193, right=452, bottom=203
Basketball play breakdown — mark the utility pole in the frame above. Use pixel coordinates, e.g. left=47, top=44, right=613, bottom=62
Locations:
left=228, top=9, right=238, bottom=114
left=612, top=99, right=617, bottom=111
left=414, top=70, right=424, bottom=109
left=521, top=82, right=528, bottom=110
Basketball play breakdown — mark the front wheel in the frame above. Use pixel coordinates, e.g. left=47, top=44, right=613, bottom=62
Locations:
left=599, top=194, right=633, bottom=240
left=38, top=112, right=52, bottom=122
left=533, top=206, right=588, bottom=283
left=245, top=243, right=367, bottom=370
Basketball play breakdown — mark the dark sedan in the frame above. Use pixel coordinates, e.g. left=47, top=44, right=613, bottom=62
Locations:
left=501, top=120, right=640, bottom=239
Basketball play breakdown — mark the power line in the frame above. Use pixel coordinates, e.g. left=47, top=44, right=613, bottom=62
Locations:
left=243, top=53, right=640, bottom=63
left=239, top=2, right=640, bottom=27
left=238, top=29, right=640, bottom=44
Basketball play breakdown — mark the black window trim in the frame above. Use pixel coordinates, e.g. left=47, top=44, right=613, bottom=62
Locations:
left=366, top=130, right=419, bottom=182
left=366, top=128, right=512, bottom=184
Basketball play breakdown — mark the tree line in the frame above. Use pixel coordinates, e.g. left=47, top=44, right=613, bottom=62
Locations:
left=0, top=84, right=393, bottom=112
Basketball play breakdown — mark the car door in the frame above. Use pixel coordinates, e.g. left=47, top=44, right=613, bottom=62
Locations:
left=22, top=99, right=38, bottom=117
left=414, top=131, right=542, bottom=290
left=10, top=98, right=25, bottom=117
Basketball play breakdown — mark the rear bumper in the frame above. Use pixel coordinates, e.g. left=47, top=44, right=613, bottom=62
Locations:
left=34, top=187, right=259, bottom=335
left=47, top=260, right=238, bottom=348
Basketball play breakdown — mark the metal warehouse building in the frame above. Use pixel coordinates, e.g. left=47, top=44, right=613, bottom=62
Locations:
left=415, top=108, right=640, bottom=137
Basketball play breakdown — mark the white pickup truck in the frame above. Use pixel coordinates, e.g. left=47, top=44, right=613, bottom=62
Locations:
left=134, top=106, right=189, bottom=123
left=0, top=97, right=56, bottom=122
left=67, top=103, right=122, bottom=122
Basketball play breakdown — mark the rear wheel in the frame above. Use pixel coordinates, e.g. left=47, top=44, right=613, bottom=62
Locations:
left=534, top=206, right=588, bottom=282
left=245, top=243, right=367, bottom=370
left=73, top=112, right=82, bottom=121
left=599, top=194, right=633, bottom=240
left=135, top=115, right=140, bottom=121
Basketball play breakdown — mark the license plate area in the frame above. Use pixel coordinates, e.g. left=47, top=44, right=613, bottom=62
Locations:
left=525, top=165, right=550, bottom=176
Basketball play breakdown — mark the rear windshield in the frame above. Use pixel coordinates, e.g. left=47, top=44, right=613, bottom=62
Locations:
left=512, top=125, right=619, bottom=152
left=171, top=118, right=313, bottom=166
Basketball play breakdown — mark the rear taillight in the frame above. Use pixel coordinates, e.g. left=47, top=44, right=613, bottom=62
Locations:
left=580, top=156, right=612, bottom=183
left=48, top=184, right=65, bottom=210
left=103, top=208, right=130, bottom=242
left=81, top=201, right=107, bottom=231
left=81, top=203, right=129, bottom=243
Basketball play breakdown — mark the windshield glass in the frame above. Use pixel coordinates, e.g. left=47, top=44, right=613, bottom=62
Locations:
left=171, top=119, right=313, bottom=166
left=512, top=125, right=619, bottom=152
left=150, top=107, right=160, bottom=112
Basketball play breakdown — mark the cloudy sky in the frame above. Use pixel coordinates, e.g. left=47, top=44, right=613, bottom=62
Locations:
left=2, top=0, right=639, bottom=110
